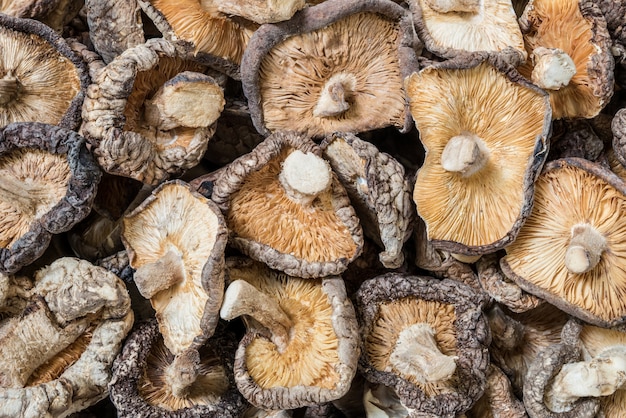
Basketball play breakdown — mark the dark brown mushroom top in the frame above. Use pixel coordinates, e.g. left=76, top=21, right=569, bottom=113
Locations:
left=611, top=108, right=626, bottom=168
left=0, top=122, right=100, bottom=274
left=241, top=0, right=419, bottom=138
left=212, top=131, right=363, bottom=278
left=0, top=14, right=89, bottom=130
left=466, top=364, right=527, bottom=418
left=356, top=273, right=490, bottom=417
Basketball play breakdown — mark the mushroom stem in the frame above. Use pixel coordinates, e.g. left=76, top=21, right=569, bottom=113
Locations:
left=440, top=132, right=489, bottom=177
left=487, top=305, right=525, bottom=350
left=0, top=73, right=19, bottom=106
left=163, top=348, right=200, bottom=399
left=279, top=149, right=332, bottom=206
left=220, top=280, right=293, bottom=353
left=133, top=249, right=185, bottom=299
left=564, top=223, right=606, bottom=274
left=313, top=73, right=357, bottom=118
left=530, top=47, right=577, bottom=91
left=424, top=0, right=481, bottom=13
left=545, top=346, right=626, bottom=413
left=389, top=323, right=457, bottom=384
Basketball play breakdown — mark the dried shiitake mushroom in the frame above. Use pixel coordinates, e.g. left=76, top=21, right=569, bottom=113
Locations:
left=241, top=0, right=419, bottom=138
left=0, top=123, right=100, bottom=274
left=466, top=364, right=527, bottom=418
left=611, top=108, right=626, bottom=168
left=212, top=130, right=363, bottom=278
left=214, top=0, right=305, bottom=24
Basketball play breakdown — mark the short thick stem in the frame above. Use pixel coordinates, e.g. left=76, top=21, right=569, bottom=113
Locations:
left=546, top=346, right=626, bottom=413
left=133, top=249, right=185, bottom=299
left=564, top=224, right=606, bottom=274
left=164, top=348, right=200, bottom=399
left=424, top=0, right=481, bottom=13
left=220, top=280, right=292, bottom=352
left=390, top=323, right=457, bottom=384
left=530, top=47, right=577, bottom=91
left=313, top=73, right=357, bottom=118
left=487, top=305, right=525, bottom=350
left=279, top=150, right=332, bottom=206
left=441, top=133, right=489, bottom=177
left=0, top=74, right=19, bottom=106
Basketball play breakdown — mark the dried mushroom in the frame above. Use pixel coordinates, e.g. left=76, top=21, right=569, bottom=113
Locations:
left=110, top=319, right=246, bottom=417
left=0, top=14, right=89, bottom=130
left=0, top=122, right=100, bottom=274
left=501, top=158, right=626, bottom=327
left=212, top=131, right=363, bottom=278
left=517, top=0, right=614, bottom=120
left=356, top=273, right=490, bottom=417
left=611, top=108, right=626, bottom=168
left=215, top=0, right=306, bottom=24
left=321, top=132, right=413, bottom=269
left=0, top=257, right=133, bottom=417
left=466, top=364, right=527, bottom=418
left=407, top=0, right=526, bottom=65
left=220, top=257, right=359, bottom=410
left=406, top=54, right=551, bottom=256
left=81, top=38, right=225, bottom=185
left=0, top=0, right=82, bottom=31
left=241, top=0, right=418, bottom=138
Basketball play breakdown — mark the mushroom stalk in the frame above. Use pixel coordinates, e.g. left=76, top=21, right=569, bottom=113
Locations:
left=530, top=47, right=577, bottom=91
left=389, top=323, right=457, bottom=384
left=279, top=150, right=332, bottom=206
left=487, top=305, right=525, bottom=350
left=440, top=132, right=489, bottom=177
left=220, top=280, right=293, bottom=353
left=545, top=347, right=626, bottom=412
left=163, top=348, right=201, bottom=399
left=564, top=223, right=606, bottom=274
left=313, top=73, right=357, bottom=118
left=424, top=0, right=481, bottom=13
left=133, top=249, right=185, bottom=299
left=0, top=73, right=19, bottom=106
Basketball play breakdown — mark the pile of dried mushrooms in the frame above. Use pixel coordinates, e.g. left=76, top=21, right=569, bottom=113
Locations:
left=0, top=0, right=625, bottom=416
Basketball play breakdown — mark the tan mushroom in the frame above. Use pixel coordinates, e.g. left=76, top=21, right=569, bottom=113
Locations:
left=214, top=0, right=306, bottom=24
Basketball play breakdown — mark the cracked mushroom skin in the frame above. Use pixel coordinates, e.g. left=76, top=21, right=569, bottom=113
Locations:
left=241, top=0, right=419, bottom=138
left=321, top=132, right=413, bottom=269
left=214, top=0, right=305, bottom=24
left=122, top=180, right=228, bottom=361
left=517, top=0, right=614, bottom=120
left=406, top=54, right=551, bottom=256
left=0, top=257, right=133, bottom=418
left=220, top=257, right=360, bottom=410
left=501, top=157, right=626, bottom=327
left=355, top=273, right=490, bottom=417
left=0, top=122, right=101, bottom=274
left=0, top=14, right=89, bottom=130
left=212, top=131, right=363, bottom=279
left=81, top=38, right=225, bottom=185
left=611, top=108, right=626, bottom=169
left=110, top=319, right=246, bottom=417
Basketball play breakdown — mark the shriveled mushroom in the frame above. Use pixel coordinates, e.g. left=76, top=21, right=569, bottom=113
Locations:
left=214, top=0, right=305, bottom=24
left=356, top=273, right=490, bottom=417
left=241, top=0, right=419, bottom=138
left=220, top=257, right=360, bottom=410
left=0, top=257, right=133, bottom=417
left=321, top=132, right=413, bottom=269
left=0, top=14, right=89, bottom=130
left=0, top=0, right=83, bottom=32
left=501, top=157, right=626, bottom=327
left=517, top=0, right=614, bottom=119
left=212, top=131, right=363, bottom=278
left=81, top=38, right=225, bottom=185
left=611, top=108, right=626, bottom=168
left=466, top=364, right=527, bottom=418
left=406, top=53, right=551, bottom=256
left=0, top=123, right=100, bottom=274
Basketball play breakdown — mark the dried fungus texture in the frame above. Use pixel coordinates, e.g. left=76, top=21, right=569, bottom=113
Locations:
left=466, top=364, right=527, bottom=418
left=0, top=14, right=88, bottom=130
left=212, top=131, right=363, bottom=279
left=518, top=0, right=614, bottom=120
left=215, top=0, right=305, bottom=24
left=502, top=159, right=626, bottom=327
left=241, top=0, right=418, bottom=137
left=611, top=108, right=626, bottom=168
left=0, top=123, right=100, bottom=274
left=122, top=181, right=227, bottom=355
left=82, top=38, right=223, bottom=185
left=407, top=57, right=551, bottom=255
left=110, top=319, right=246, bottom=417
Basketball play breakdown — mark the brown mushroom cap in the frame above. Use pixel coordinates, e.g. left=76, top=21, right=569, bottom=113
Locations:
left=517, top=0, right=614, bottom=120
left=0, top=122, right=101, bottom=274
left=501, top=158, right=626, bottom=327
left=215, top=0, right=305, bottom=24
left=466, top=364, right=527, bottom=418
left=122, top=180, right=228, bottom=355
left=0, top=14, right=88, bottom=130
left=406, top=55, right=551, bottom=255
left=611, top=108, right=626, bottom=169
left=241, top=0, right=418, bottom=138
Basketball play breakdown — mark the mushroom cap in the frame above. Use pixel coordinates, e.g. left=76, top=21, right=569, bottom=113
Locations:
left=501, top=158, right=626, bottom=327
left=214, top=0, right=306, bottom=24
left=0, top=122, right=101, bottom=274
left=0, top=14, right=88, bottom=130
left=212, top=131, right=363, bottom=279
left=517, top=0, right=614, bottom=120
left=241, top=0, right=418, bottom=137
left=406, top=55, right=551, bottom=255
left=611, top=108, right=626, bottom=169
left=122, top=180, right=228, bottom=355
left=226, top=258, right=360, bottom=410
left=356, top=273, right=490, bottom=417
